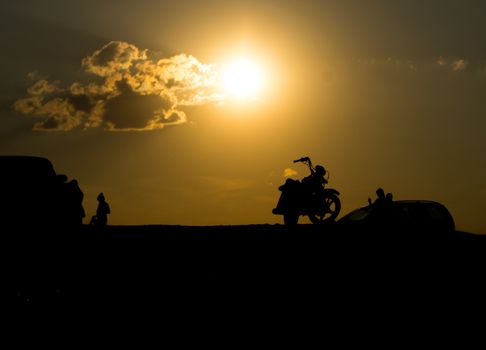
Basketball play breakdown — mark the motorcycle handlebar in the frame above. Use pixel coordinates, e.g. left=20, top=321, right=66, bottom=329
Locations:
left=293, top=157, right=310, bottom=163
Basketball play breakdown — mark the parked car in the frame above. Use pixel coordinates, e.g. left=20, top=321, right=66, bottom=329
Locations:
left=0, top=155, right=84, bottom=228
left=337, top=200, right=455, bottom=233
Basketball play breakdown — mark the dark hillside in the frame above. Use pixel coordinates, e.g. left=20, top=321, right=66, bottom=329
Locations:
left=8, top=224, right=486, bottom=320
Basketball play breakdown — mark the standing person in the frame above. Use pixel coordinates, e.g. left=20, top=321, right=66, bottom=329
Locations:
left=90, top=192, right=111, bottom=226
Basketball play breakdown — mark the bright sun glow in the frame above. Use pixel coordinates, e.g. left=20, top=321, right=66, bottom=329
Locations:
left=221, top=58, right=264, bottom=101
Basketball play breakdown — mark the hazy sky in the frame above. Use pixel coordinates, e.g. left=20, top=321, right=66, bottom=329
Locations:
left=1, top=0, right=485, bottom=233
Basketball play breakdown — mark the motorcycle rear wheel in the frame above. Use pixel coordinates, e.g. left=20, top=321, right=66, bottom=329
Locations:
left=308, top=193, right=341, bottom=224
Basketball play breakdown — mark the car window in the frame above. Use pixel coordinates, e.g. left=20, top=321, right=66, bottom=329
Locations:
left=339, top=201, right=454, bottom=231
left=396, top=206, right=411, bottom=223
left=425, top=205, right=446, bottom=222
left=397, top=203, right=450, bottom=226
left=346, top=207, right=372, bottom=222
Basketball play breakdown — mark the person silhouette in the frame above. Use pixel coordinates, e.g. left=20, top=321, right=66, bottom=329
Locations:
left=368, top=187, right=394, bottom=226
left=301, top=164, right=328, bottom=194
left=368, top=187, right=386, bottom=207
left=90, top=192, right=111, bottom=226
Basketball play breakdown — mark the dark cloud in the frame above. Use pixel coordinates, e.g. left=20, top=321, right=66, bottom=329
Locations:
left=14, top=80, right=92, bottom=131
left=103, top=80, right=175, bottom=130
left=104, top=93, right=163, bottom=130
left=67, top=94, right=95, bottom=113
left=14, top=41, right=221, bottom=131
left=39, top=116, right=64, bottom=130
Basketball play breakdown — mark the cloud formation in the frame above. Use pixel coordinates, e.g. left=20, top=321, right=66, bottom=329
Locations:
left=437, top=56, right=468, bottom=72
left=14, top=41, right=222, bottom=131
left=356, top=56, right=475, bottom=74
left=451, top=59, right=467, bottom=71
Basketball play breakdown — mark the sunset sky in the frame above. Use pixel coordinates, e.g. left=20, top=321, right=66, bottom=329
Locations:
left=1, top=0, right=485, bottom=233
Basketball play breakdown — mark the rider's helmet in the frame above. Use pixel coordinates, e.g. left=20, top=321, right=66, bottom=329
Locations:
left=315, top=165, right=326, bottom=177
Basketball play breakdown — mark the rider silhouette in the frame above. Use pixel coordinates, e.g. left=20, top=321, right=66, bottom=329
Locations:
left=302, top=164, right=327, bottom=193
left=297, top=155, right=328, bottom=200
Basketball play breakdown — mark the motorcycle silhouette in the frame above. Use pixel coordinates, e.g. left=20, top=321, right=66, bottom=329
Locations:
left=272, top=157, right=341, bottom=225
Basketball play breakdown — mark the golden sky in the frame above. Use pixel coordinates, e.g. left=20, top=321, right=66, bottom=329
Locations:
left=1, top=0, right=486, bottom=233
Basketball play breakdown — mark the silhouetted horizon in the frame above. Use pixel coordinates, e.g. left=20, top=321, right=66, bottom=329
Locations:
left=2, top=154, right=476, bottom=233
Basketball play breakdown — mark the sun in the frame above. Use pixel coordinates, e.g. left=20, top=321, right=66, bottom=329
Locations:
left=221, top=58, right=264, bottom=101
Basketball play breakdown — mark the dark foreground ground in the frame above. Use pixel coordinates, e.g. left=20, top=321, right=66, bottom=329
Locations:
left=7, top=224, right=486, bottom=331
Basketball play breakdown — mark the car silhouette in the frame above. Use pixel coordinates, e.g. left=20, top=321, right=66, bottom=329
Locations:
left=337, top=200, right=455, bottom=233
left=0, top=155, right=84, bottom=228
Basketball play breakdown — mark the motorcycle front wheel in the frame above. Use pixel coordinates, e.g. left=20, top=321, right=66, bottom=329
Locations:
left=308, top=193, right=341, bottom=224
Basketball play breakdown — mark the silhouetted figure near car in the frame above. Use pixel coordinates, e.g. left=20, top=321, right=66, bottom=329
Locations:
left=368, top=187, right=386, bottom=207
left=368, top=188, right=394, bottom=228
left=90, top=192, right=110, bottom=226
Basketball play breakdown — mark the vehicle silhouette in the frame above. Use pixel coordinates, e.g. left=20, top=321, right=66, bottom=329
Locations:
left=0, top=155, right=85, bottom=228
left=337, top=199, right=456, bottom=233
left=272, top=157, right=341, bottom=225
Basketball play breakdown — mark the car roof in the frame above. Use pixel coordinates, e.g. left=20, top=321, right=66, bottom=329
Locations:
left=0, top=155, right=56, bottom=179
left=350, top=200, right=445, bottom=209
left=338, top=200, right=451, bottom=220
left=392, top=200, right=441, bottom=205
